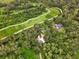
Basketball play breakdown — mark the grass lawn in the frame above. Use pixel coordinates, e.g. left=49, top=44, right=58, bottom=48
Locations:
left=0, top=7, right=60, bottom=40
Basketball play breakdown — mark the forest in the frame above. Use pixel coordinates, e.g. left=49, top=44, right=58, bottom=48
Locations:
left=0, top=0, right=79, bottom=59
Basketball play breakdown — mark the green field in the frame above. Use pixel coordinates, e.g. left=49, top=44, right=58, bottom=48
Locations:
left=0, top=7, right=60, bottom=40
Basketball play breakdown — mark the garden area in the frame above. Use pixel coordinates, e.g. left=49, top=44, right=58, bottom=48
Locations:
left=0, top=0, right=79, bottom=59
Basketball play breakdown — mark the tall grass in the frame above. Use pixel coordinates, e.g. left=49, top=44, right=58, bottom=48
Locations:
left=21, top=47, right=39, bottom=59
